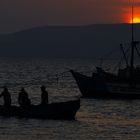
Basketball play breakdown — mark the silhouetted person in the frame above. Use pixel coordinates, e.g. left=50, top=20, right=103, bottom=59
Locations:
left=18, top=88, right=31, bottom=108
left=0, top=86, right=11, bottom=108
left=41, top=85, right=48, bottom=105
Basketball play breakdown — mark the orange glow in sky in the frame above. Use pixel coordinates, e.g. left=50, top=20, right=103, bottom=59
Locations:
left=127, top=6, right=140, bottom=24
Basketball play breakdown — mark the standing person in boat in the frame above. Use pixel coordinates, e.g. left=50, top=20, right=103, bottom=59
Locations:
left=0, top=86, right=11, bottom=108
left=18, top=88, right=31, bottom=108
left=40, top=85, right=48, bottom=105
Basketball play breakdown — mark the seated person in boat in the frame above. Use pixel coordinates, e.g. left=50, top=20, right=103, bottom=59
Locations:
left=0, top=86, right=11, bottom=108
left=18, top=88, right=31, bottom=108
left=41, top=85, right=48, bottom=105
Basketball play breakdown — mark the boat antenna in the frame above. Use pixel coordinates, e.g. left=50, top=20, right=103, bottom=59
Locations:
left=130, top=0, right=135, bottom=78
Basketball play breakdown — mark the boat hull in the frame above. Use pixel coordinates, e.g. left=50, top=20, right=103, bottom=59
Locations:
left=70, top=70, right=140, bottom=99
left=0, top=99, right=80, bottom=120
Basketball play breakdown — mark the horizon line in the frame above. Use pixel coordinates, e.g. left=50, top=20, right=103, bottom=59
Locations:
left=2, top=23, right=140, bottom=35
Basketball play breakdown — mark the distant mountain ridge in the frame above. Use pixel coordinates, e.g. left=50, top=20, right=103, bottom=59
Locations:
left=0, top=24, right=140, bottom=58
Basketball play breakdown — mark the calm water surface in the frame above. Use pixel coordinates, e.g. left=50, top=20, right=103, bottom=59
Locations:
left=0, top=58, right=139, bottom=140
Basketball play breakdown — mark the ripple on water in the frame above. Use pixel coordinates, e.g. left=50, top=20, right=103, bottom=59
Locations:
left=0, top=58, right=139, bottom=139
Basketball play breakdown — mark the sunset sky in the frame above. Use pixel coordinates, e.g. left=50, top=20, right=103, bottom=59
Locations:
left=0, top=0, right=140, bottom=33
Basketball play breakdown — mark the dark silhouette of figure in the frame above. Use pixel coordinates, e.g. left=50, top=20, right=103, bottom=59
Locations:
left=0, top=86, right=11, bottom=108
left=41, top=85, right=48, bottom=105
left=18, top=88, right=31, bottom=108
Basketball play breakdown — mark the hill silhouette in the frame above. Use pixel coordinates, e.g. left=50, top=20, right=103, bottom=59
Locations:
left=0, top=24, right=140, bottom=58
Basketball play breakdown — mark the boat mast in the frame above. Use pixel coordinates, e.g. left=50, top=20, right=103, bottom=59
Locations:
left=130, top=1, right=134, bottom=79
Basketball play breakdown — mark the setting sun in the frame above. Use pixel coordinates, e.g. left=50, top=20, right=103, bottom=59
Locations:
left=129, top=17, right=140, bottom=23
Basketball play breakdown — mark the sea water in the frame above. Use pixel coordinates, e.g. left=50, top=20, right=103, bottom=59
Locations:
left=0, top=58, right=139, bottom=140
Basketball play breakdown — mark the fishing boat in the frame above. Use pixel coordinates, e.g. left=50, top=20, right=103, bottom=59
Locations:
left=70, top=3, right=140, bottom=99
left=0, top=99, right=80, bottom=120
